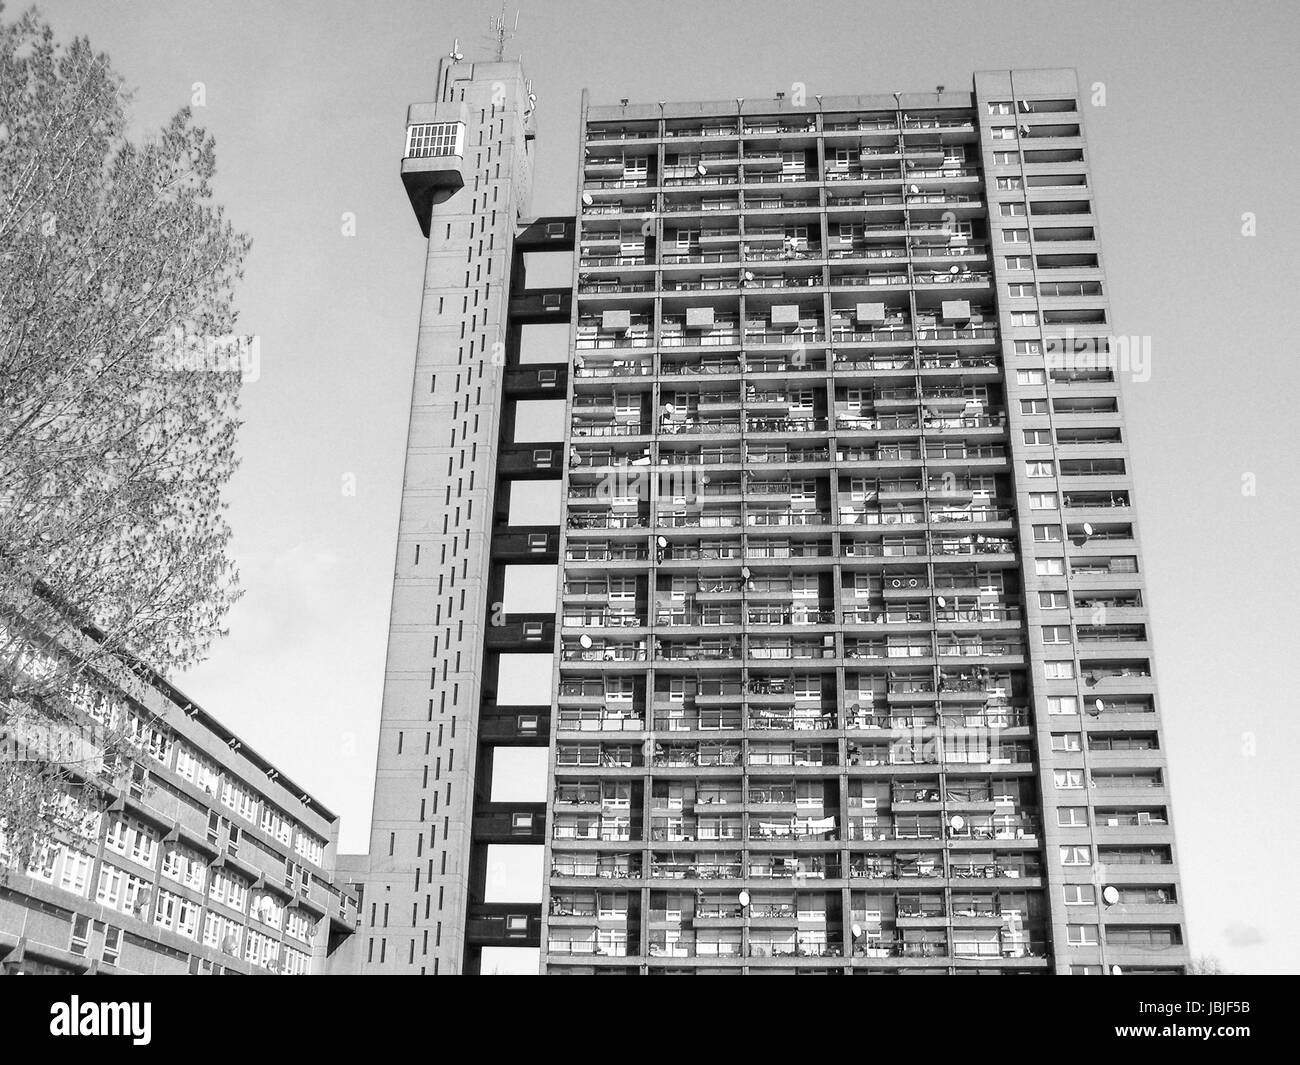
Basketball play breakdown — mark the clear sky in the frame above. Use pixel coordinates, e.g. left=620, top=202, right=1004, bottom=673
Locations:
left=31, top=0, right=1300, bottom=974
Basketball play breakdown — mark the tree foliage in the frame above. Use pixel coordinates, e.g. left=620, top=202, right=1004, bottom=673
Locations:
left=0, top=4, right=249, bottom=868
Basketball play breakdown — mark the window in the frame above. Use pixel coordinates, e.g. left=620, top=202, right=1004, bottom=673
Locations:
left=102, top=925, right=123, bottom=966
left=294, top=831, right=325, bottom=867
left=792, top=575, right=818, bottom=600
left=1047, top=695, right=1079, bottom=715
left=993, top=151, right=1016, bottom=165
left=1059, top=809, right=1090, bottom=830
left=1017, top=369, right=1045, bottom=385
left=991, top=126, right=1017, bottom=140
left=1067, top=924, right=1099, bottom=945
left=104, top=817, right=130, bottom=856
left=1039, top=591, right=1068, bottom=609
left=1051, top=732, right=1082, bottom=752
left=286, top=909, right=317, bottom=943
left=1010, top=310, right=1039, bottom=326
left=162, top=845, right=207, bottom=893
left=1107, top=927, right=1181, bottom=948
left=245, top=928, right=281, bottom=971
left=1005, top=255, right=1031, bottom=269
left=251, top=892, right=284, bottom=930
left=999, top=202, right=1027, bottom=217
left=209, top=869, right=249, bottom=913
left=58, top=850, right=93, bottom=897
left=95, top=861, right=152, bottom=916
left=282, top=945, right=312, bottom=976
left=1060, top=844, right=1092, bottom=864
left=154, top=888, right=200, bottom=939
left=987, top=102, right=1014, bottom=115
left=95, top=863, right=123, bottom=907
left=996, top=176, right=1024, bottom=190
left=261, top=805, right=294, bottom=847
left=128, top=716, right=173, bottom=766
left=128, top=822, right=157, bottom=868
left=1003, top=228, right=1030, bottom=243
left=405, top=121, right=465, bottom=159
left=1045, top=662, right=1075, bottom=680
left=203, top=912, right=243, bottom=955
left=1042, top=625, right=1071, bottom=644
left=220, top=777, right=260, bottom=824
left=176, top=744, right=220, bottom=794
left=1055, top=771, right=1086, bottom=791
left=1007, top=283, right=1033, bottom=297
left=1023, top=429, right=1051, bottom=445
left=69, top=914, right=92, bottom=957
left=1035, top=558, right=1064, bottom=576
left=1013, top=339, right=1042, bottom=355
left=1033, top=524, right=1062, bottom=542
left=1024, top=459, right=1053, bottom=477
left=1028, top=489, right=1056, bottom=507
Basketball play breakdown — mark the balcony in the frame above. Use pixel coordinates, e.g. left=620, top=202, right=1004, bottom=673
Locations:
left=555, top=710, right=645, bottom=733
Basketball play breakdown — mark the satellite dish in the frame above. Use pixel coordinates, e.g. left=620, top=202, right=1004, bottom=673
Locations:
left=909, top=184, right=920, bottom=194
left=936, top=596, right=947, bottom=608
left=581, top=192, right=594, bottom=206
left=701, top=475, right=710, bottom=484
left=1102, top=886, right=1120, bottom=905
left=663, top=403, right=676, bottom=416
left=949, top=815, right=965, bottom=831
left=851, top=922, right=863, bottom=938
left=949, top=265, right=960, bottom=274
left=741, top=566, right=752, bottom=579
left=738, top=890, right=751, bottom=908
left=1082, top=522, right=1094, bottom=537
left=744, top=271, right=755, bottom=282
left=696, top=162, right=708, bottom=175
left=657, top=536, right=668, bottom=548
left=1111, top=965, right=1123, bottom=976
left=579, top=634, right=593, bottom=649
left=1092, top=699, right=1104, bottom=715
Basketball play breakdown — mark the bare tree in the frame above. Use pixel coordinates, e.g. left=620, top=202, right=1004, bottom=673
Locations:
left=0, top=4, right=250, bottom=868
left=1187, top=954, right=1230, bottom=975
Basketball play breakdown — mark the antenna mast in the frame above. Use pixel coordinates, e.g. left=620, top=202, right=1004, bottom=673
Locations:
left=487, top=4, right=519, bottom=62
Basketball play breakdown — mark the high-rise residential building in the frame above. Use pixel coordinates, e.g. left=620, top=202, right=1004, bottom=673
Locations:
left=362, top=58, right=1188, bottom=975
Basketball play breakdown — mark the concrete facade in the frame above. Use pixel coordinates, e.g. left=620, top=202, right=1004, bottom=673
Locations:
left=361, top=62, right=1187, bottom=975
left=355, top=56, right=549, bottom=974
left=0, top=662, right=357, bottom=976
